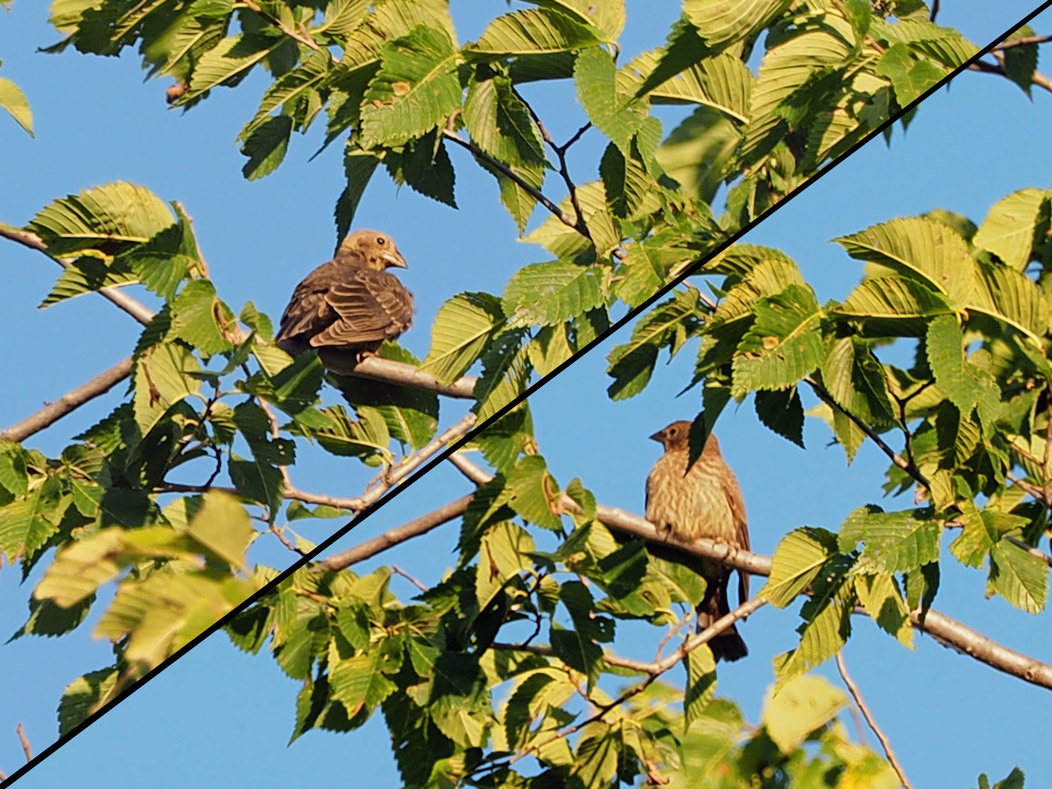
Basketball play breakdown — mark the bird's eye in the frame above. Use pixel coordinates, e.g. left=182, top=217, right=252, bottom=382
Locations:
left=668, top=428, right=677, bottom=437
left=376, top=236, right=386, bottom=245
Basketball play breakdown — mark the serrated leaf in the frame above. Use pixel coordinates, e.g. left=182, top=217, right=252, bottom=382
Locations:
left=419, top=292, right=504, bottom=384
left=990, top=538, right=1047, bottom=614
left=501, top=455, right=560, bottom=530
left=170, top=279, right=234, bottom=355
left=574, top=46, right=646, bottom=153
left=502, top=260, right=605, bottom=328
left=731, top=283, right=823, bottom=397
left=467, top=8, right=605, bottom=59
left=760, top=527, right=837, bottom=607
left=754, top=387, right=804, bottom=447
left=874, top=42, right=946, bottom=104
left=839, top=505, right=941, bottom=573
left=359, top=25, right=461, bottom=149
left=240, top=115, right=293, bottom=181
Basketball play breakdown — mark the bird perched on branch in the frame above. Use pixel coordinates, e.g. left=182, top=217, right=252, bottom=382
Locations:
left=645, top=420, right=750, bottom=662
left=274, top=230, right=412, bottom=357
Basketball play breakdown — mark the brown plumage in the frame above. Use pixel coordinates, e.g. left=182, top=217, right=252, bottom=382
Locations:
left=645, top=420, right=750, bottom=662
left=275, top=230, right=412, bottom=356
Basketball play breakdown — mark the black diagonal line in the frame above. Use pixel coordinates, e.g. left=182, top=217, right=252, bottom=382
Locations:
left=6, top=3, right=1051, bottom=785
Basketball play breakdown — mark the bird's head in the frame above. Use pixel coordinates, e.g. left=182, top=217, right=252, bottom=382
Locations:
left=337, top=230, right=408, bottom=271
left=649, top=420, right=718, bottom=454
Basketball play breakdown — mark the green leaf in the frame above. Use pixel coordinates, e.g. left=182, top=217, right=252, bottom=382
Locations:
left=473, top=329, right=532, bottom=422
left=574, top=46, right=646, bottom=153
left=731, top=283, right=824, bottom=397
left=0, top=76, right=33, bottom=136
left=855, top=572, right=913, bottom=648
left=132, top=341, right=202, bottom=435
left=684, top=644, right=717, bottom=727
left=28, top=181, right=175, bottom=256
left=335, top=149, right=382, bottom=239
left=685, top=0, right=792, bottom=49
left=763, top=674, right=847, bottom=753
left=972, top=188, right=1049, bottom=270
left=467, top=8, right=605, bottom=59
left=1001, top=26, right=1038, bottom=96
left=835, top=217, right=976, bottom=306
left=502, top=260, right=605, bottom=328
left=969, top=263, right=1050, bottom=343
left=170, top=279, right=234, bottom=355
left=240, top=115, right=293, bottom=181
left=183, top=34, right=283, bottom=103
left=926, top=315, right=1000, bottom=424
left=186, top=491, right=256, bottom=570
left=754, top=387, right=804, bottom=448
left=839, top=506, right=941, bottom=574
left=607, top=289, right=698, bottom=400
left=330, top=342, right=438, bottom=450
left=329, top=649, right=398, bottom=718
left=58, top=669, right=119, bottom=737
left=500, top=455, right=560, bottom=530
left=874, top=42, right=946, bottom=104
left=835, top=276, right=952, bottom=327
left=760, top=527, right=837, bottom=607
left=419, top=292, right=504, bottom=384
left=359, top=25, right=461, bottom=149
left=463, top=74, right=546, bottom=168
left=990, top=538, right=1047, bottom=614
left=383, top=131, right=457, bottom=208
left=475, top=522, right=535, bottom=610
left=241, top=49, right=331, bottom=139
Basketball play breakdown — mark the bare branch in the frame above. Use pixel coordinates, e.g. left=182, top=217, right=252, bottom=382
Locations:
left=315, top=494, right=473, bottom=572
left=3, top=356, right=133, bottom=442
left=992, top=34, right=1052, bottom=51
left=391, top=564, right=428, bottom=593
left=969, top=58, right=1052, bottom=95
left=0, top=225, right=156, bottom=325
left=15, top=723, right=31, bottom=762
left=836, top=651, right=913, bottom=789
left=449, top=453, right=1052, bottom=692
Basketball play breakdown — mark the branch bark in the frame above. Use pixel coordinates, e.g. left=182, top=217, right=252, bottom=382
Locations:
left=315, top=493, right=473, bottom=572
left=3, top=356, right=133, bottom=442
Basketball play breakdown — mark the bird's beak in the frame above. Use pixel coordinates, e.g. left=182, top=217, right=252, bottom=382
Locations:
left=381, top=250, right=408, bottom=269
left=649, top=430, right=664, bottom=444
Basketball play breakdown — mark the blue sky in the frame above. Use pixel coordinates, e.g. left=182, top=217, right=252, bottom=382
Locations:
left=1, top=2, right=1050, bottom=786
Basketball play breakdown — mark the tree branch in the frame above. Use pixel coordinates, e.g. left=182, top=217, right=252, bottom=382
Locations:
left=2, top=356, right=133, bottom=442
left=835, top=651, right=913, bottom=789
left=968, top=58, right=1052, bottom=95
left=0, top=225, right=156, bottom=325
left=314, top=493, right=473, bottom=572
left=242, top=0, right=323, bottom=52
left=323, top=352, right=478, bottom=399
left=448, top=453, right=1052, bottom=692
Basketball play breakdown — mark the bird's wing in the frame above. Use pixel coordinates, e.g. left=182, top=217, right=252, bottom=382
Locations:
left=720, top=464, right=750, bottom=603
left=311, top=269, right=413, bottom=347
left=275, top=273, right=337, bottom=343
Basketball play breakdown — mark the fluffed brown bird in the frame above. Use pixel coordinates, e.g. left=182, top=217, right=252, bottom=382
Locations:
left=274, top=230, right=413, bottom=356
left=645, top=420, right=750, bottom=662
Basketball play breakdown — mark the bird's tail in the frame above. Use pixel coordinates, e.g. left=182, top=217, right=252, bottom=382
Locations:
left=698, top=573, right=748, bottom=662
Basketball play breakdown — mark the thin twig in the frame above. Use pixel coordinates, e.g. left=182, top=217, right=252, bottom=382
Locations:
left=392, top=564, right=428, bottom=593
left=2, top=356, right=133, bottom=442
left=992, top=34, right=1052, bottom=51
left=442, top=130, right=581, bottom=233
left=314, top=494, right=473, bottom=572
left=835, top=651, right=913, bottom=789
left=969, top=58, right=1052, bottom=96
left=269, top=523, right=306, bottom=556
left=15, top=723, right=31, bottom=762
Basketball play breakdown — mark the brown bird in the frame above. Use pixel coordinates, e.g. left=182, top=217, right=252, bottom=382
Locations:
left=274, top=230, right=412, bottom=356
left=645, top=420, right=750, bottom=662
